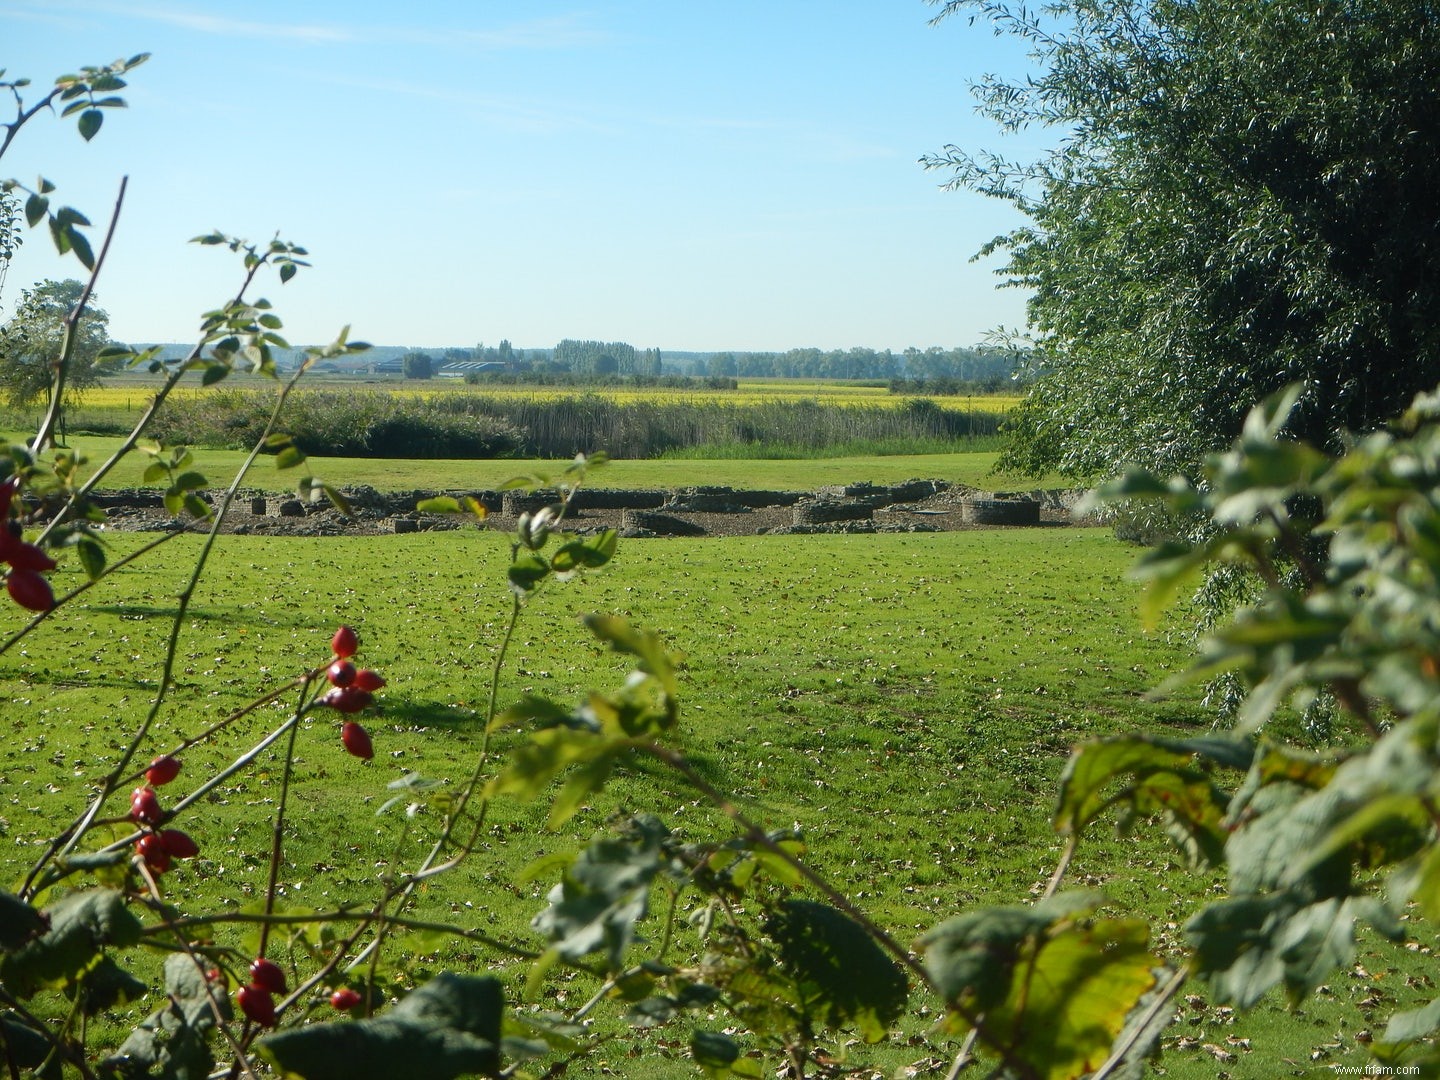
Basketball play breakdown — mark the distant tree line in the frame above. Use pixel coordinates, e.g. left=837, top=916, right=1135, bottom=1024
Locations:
left=389, top=338, right=1026, bottom=384
left=693, top=344, right=1025, bottom=381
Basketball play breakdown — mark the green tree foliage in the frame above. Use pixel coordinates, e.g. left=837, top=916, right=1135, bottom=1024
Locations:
left=0, top=188, right=19, bottom=309
left=926, top=0, right=1440, bottom=480
left=0, top=277, right=115, bottom=407
left=401, top=349, right=433, bottom=379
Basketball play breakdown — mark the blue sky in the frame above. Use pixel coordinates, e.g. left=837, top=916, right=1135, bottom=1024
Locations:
left=2, top=2, right=1044, bottom=352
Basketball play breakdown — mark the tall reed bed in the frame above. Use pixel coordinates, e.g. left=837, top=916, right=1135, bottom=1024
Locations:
left=144, top=390, right=1006, bottom=459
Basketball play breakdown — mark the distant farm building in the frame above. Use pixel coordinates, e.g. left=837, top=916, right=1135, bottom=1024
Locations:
left=438, top=361, right=508, bottom=378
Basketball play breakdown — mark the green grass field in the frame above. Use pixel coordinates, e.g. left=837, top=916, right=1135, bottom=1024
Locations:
left=0, top=434, right=1051, bottom=492
left=4, top=517, right=1418, bottom=1077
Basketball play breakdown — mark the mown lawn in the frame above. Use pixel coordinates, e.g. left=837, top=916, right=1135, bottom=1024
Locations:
left=0, top=434, right=1053, bottom=492
left=2, top=524, right=1411, bottom=1077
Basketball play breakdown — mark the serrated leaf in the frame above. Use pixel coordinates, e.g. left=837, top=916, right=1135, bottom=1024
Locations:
left=920, top=892, right=1102, bottom=1011
left=1055, top=735, right=1242, bottom=866
left=530, top=820, right=669, bottom=971
left=983, top=917, right=1158, bottom=1080
left=70, top=955, right=147, bottom=1015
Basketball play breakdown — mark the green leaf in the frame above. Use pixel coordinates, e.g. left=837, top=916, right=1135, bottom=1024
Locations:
left=0, top=889, right=143, bottom=997
left=75, top=535, right=106, bottom=580
left=0, top=1015, right=58, bottom=1079
left=77, top=108, right=103, bottom=141
left=508, top=553, right=551, bottom=595
left=279, top=261, right=297, bottom=283
left=275, top=446, right=306, bottom=470
left=765, top=900, right=908, bottom=1043
left=183, top=493, right=211, bottom=520
left=1055, top=735, right=1244, bottom=866
left=583, top=615, right=680, bottom=702
left=920, top=893, right=1103, bottom=1013
left=530, top=818, right=670, bottom=971
left=105, top=953, right=229, bottom=1080
left=0, top=891, right=47, bottom=950
left=201, top=361, right=230, bottom=386
left=691, top=1030, right=758, bottom=1079
left=1380, top=995, right=1440, bottom=1047
left=173, top=470, right=206, bottom=492
left=319, top=482, right=353, bottom=515
left=24, top=192, right=47, bottom=227
left=260, top=973, right=503, bottom=1080
left=142, top=461, right=168, bottom=483
left=69, top=955, right=147, bottom=1015
left=547, top=754, right=618, bottom=829
left=1184, top=892, right=1389, bottom=1008
left=489, top=726, right=609, bottom=805
left=551, top=530, right=618, bottom=573
left=417, top=496, right=463, bottom=514
left=982, top=917, right=1158, bottom=1080
left=66, top=224, right=94, bottom=269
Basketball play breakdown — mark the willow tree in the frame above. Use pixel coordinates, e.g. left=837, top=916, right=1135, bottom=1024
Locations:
left=926, top=0, right=1440, bottom=480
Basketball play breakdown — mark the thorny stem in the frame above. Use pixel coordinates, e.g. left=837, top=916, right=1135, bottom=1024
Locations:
left=133, top=863, right=263, bottom=1080
left=258, top=679, right=313, bottom=960
left=31, top=176, right=126, bottom=453
left=149, top=911, right=539, bottom=960
left=48, top=358, right=322, bottom=870
left=345, top=479, right=589, bottom=971
left=32, top=247, right=275, bottom=556
left=0, top=525, right=196, bottom=657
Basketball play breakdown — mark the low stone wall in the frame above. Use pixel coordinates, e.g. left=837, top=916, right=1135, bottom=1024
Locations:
left=621, top=509, right=708, bottom=536
left=792, top=499, right=874, bottom=525
left=961, top=498, right=1040, bottom=525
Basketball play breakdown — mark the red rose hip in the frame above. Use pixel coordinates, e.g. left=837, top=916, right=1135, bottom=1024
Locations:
left=237, top=984, right=277, bottom=1027
left=129, top=787, right=163, bottom=826
left=135, top=833, right=171, bottom=874
left=158, top=829, right=199, bottom=859
left=340, top=721, right=373, bottom=760
left=321, top=686, right=372, bottom=714
left=145, top=755, right=182, bottom=786
left=6, top=568, right=54, bottom=612
left=353, top=668, right=386, bottom=692
left=330, top=625, right=358, bottom=659
left=248, top=957, right=287, bottom=995
left=330, top=987, right=363, bottom=1011
left=327, top=659, right=356, bottom=687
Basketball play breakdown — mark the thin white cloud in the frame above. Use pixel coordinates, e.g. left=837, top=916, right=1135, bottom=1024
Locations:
left=5, top=2, right=609, bottom=50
